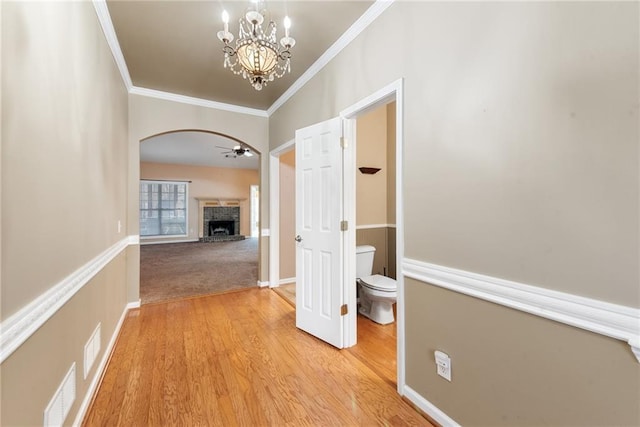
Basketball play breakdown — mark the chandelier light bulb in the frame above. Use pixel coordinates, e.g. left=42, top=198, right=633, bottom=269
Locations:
left=222, top=10, right=229, bottom=32
left=284, top=16, right=291, bottom=37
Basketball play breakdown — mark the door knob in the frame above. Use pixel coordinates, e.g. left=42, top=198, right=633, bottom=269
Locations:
left=295, top=235, right=302, bottom=242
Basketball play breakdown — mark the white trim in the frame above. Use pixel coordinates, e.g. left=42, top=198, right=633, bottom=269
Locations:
left=92, top=0, right=132, bottom=90
left=130, top=86, right=268, bottom=118
left=342, top=117, right=358, bottom=348
left=267, top=0, right=395, bottom=116
left=126, top=300, right=141, bottom=309
left=402, top=258, right=640, bottom=362
left=355, top=224, right=396, bottom=230
left=279, top=277, right=296, bottom=285
left=257, top=281, right=270, bottom=288
left=260, top=228, right=271, bottom=237
left=0, top=236, right=137, bottom=363
left=393, top=80, right=406, bottom=393
left=72, top=302, right=133, bottom=427
left=403, top=386, right=460, bottom=427
left=341, top=79, right=400, bottom=119
left=140, top=239, right=199, bottom=245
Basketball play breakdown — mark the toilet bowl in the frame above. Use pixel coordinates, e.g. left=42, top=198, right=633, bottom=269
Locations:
left=358, top=274, right=397, bottom=324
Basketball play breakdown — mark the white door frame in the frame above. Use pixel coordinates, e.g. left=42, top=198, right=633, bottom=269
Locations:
left=340, top=78, right=405, bottom=394
left=269, top=138, right=295, bottom=288
left=268, top=78, right=405, bottom=393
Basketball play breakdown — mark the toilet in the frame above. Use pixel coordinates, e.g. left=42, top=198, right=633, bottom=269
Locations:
left=356, top=245, right=397, bottom=325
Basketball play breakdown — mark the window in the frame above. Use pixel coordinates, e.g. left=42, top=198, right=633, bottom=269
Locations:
left=139, top=180, right=188, bottom=237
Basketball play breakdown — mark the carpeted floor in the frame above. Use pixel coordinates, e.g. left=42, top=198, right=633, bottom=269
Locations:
left=140, top=238, right=259, bottom=304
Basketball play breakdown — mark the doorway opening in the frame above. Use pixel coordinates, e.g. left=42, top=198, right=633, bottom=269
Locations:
left=138, top=130, right=261, bottom=304
left=269, top=79, right=405, bottom=392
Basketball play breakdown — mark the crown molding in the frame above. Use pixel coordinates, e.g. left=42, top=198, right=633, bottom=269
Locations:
left=403, top=258, right=640, bottom=362
left=94, top=0, right=394, bottom=118
left=129, top=86, right=268, bottom=118
left=267, top=0, right=395, bottom=116
left=92, top=0, right=133, bottom=90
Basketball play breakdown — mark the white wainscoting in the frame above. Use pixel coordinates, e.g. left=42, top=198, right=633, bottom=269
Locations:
left=402, top=258, right=640, bottom=362
left=0, top=235, right=139, bottom=363
left=72, top=300, right=138, bottom=426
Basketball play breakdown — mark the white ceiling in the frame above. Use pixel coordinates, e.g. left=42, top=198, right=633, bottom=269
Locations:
left=140, top=131, right=260, bottom=169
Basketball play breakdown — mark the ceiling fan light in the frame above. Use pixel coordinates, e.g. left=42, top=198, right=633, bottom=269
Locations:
left=244, top=151, right=253, bottom=157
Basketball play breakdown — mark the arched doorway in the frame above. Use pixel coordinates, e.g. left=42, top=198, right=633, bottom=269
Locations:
left=137, top=129, right=261, bottom=304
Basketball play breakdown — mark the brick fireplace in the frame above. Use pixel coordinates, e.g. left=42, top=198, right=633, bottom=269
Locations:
left=198, top=198, right=246, bottom=242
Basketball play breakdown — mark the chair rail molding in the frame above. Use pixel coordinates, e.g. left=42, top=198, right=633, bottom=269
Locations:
left=0, top=235, right=139, bottom=363
left=402, top=258, right=640, bottom=362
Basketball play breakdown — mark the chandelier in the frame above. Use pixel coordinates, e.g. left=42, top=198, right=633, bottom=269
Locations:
left=217, top=2, right=296, bottom=91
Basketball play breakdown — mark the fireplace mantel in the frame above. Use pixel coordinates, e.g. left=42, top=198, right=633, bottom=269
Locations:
left=196, top=197, right=246, bottom=207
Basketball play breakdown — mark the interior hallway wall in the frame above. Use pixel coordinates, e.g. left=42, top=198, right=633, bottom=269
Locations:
left=268, top=2, right=639, bottom=425
left=1, top=2, right=130, bottom=424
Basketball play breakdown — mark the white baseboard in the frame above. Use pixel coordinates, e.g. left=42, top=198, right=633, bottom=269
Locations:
left=279, top=277, right=296, bottom=285
left=72, top=302, right=131, bottom=426
left=257, top=281, right=270, bottom=288
left=403, top=258, right=640, bottom=362
left=403, top=385, right=460, bottom=427
left=126, top=300, right=141, bottom=309
left=140, top=238, right=199, bottom=245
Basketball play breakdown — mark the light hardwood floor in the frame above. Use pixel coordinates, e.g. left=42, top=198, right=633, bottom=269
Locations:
left=83, top=288, right=431, bottom=426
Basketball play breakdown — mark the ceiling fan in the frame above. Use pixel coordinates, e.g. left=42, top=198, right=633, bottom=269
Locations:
left=217, top=144, right=254, bottom=158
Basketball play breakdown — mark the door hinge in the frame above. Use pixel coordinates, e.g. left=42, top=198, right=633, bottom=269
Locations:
left=340, top=220, right=348, bottom=231
left=340, top=137, right=347, bottom=149
left=341, top=304, right=348, bottom=316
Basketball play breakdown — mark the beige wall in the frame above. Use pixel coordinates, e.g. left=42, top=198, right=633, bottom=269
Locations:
left=269, top=2, right=639, bottom=425
left=128, top=94, right=270, bottom=295
left=355, top=103, right=397, bottom=278
left=279, top=150, right=296, bottom=280
left=1, top=1, right=129, bottom=424
left=356, top=105, right=388, bottom=226
left=405, top=277, right=640, bottom=425
left=140, top=161, right=258, bottom=241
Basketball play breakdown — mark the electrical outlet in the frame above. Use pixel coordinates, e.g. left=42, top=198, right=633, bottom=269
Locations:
left=435, top=350, right=451, bottom=381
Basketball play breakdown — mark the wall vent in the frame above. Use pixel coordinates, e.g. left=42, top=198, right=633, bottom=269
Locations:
left=84, top=323, right=101, bottom=379
left=44, top=363, right=76, bottom=427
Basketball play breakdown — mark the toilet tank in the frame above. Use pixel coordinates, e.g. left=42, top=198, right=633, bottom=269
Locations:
left=356, top=245, right=376, bottom=278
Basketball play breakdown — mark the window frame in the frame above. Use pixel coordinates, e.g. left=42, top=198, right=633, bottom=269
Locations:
left=139, top=179, right=189, bottom=239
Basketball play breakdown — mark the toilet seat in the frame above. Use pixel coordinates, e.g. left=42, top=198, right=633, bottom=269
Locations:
left=359, top=274, right=396, bottom=292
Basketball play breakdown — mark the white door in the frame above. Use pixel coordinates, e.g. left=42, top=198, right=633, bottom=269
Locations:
left=295, top=117, right=345, bottom=348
